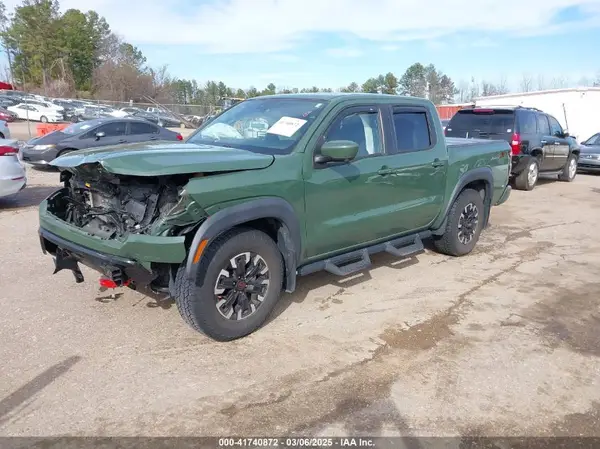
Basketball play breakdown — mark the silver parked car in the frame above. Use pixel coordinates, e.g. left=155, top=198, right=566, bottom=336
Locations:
left=0, top=119, right=11, bottom=139
left=0, top=138, right=26, bottom=199
left=577, top=133, right=600, bottom=173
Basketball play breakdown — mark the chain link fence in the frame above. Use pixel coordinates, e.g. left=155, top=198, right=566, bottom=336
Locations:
left=86, top=100, right=221, bottom=118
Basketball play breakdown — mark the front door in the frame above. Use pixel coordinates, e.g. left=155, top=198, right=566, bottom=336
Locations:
left=86, top=121, right=128, bottom=147
left=548, top=115, right=569, bottom=170
left=303, top=105, right=405, bottom=258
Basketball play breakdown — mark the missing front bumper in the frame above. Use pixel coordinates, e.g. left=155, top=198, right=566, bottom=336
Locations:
left=39, top=228, right=156, bottom=286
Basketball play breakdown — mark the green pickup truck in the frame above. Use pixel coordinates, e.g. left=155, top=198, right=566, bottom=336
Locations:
left=39, top=93, right=512, bottom=341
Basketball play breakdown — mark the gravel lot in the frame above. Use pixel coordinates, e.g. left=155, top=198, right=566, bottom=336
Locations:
left=1, top=163, right=599, bottom=437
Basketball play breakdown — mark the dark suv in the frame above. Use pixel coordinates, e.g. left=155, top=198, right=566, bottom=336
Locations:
left=446, top=106, right=580, bottom=190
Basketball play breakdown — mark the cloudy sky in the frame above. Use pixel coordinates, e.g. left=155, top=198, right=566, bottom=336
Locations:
left=3, top=0, right=600, bottom=90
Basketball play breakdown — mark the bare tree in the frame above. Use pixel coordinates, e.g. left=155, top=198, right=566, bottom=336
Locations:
left=550, top=76, right=569, bottom=89
left=520, top=74, right=533, bottom=93
left=468, top=77, right=480, bottom=101
left=497, top=75, right=509, bottom=94
left=456, top=79, right=470, bottom=103
left=537, top=74, right=546, bottom=91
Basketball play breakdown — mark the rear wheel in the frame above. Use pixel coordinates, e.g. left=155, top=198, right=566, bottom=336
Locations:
left=174, top=228, right=284, bottom=341
left=40, top=116, right=48, bottom=123
left=558, top=154, right=578, bottom=182
left=514, top=158, right=539, bottom=191
left=433, top=188, right=485, bottom=257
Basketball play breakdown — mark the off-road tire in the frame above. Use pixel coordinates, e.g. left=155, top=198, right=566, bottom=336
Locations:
left=433, top=188, right=485, bottom=257
left=174, top=228, right=284, bottom=341
left=558, top=153, right=578, bottom=182
left=514, top=158, right=539, bottom=191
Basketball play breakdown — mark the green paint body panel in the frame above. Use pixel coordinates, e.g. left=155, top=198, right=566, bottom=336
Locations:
left=39, top=94, right=511, bottom=272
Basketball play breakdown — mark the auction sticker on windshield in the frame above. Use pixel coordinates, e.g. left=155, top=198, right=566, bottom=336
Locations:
left=267, top=116, right=307, bottom=137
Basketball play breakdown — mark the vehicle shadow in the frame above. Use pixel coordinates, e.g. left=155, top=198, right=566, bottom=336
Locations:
left=0, top=185, right=58, bottom=210
left=29, top=164, right=59, bottom=172
left=0, top=356, right=81, bottom=426
left=96, top=246, right=425, bottom=318
left=95, top=283, right=176, bottom=309
left=268, top=248, right=424, bottom=324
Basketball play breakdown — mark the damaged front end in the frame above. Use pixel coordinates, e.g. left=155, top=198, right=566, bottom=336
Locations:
left=40, top=163, right=207, bottom=291
left=57, top=164, right=206, bottom=240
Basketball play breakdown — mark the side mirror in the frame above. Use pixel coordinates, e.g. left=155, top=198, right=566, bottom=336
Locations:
left=95, top=131, right=105, bottom=139
left=316, top=140, right=359, bottom=164
left=563, top=131, right=570, bottom=138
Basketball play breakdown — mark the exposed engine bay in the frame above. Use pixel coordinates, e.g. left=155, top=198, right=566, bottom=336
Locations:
left=56, top=165, right=200, bottom=240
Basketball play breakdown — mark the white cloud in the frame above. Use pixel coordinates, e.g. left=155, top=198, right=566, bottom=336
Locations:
left=325, top=47, right=363, bottom=58
left=270, top=54, right=301, bottom=63
left=381, top=44, right=400, bottom=52
left=4, top=0, right=600, bottom=54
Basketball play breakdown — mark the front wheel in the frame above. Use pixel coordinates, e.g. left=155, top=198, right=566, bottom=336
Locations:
left=558, top=154, right=578, bottom=182
left=433, top=188, right=485, bottom=257
left=40, top=116, right=48, bottom=123
left=174, top=228, right=284, bottom=341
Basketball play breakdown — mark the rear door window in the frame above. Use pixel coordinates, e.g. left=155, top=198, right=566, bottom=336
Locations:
left=537, top=114, right=550, bottom=135
left=129, top=121, right=159, bottom=135
left=446, top=110, right=515, bottom=139
left=392, top=109, right=432, bottom=151
left=518, top=110, right=537, bottom=134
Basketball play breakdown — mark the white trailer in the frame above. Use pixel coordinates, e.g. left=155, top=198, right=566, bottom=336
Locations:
left=474, top=87, right=600, bottom=143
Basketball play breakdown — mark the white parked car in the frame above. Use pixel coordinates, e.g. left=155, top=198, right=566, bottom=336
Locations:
left=23, top=99, right=64, bottom=113
left=7, top=103, right=63, bottom=123
left=0, top=139, right=26, bottom=199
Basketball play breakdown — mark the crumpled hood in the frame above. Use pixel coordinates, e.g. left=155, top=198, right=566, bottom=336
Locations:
left=50, top=141, right=275, bottom=176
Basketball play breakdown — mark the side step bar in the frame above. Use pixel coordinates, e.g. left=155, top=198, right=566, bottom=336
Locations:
left=298, top=231, right=429, bottom=277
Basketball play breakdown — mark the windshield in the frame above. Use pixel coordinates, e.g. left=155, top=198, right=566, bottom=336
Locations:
left=187, top=97, right=329, bottom=154
left=583, top=133, right=600, bottom=145
left=446, top=111, right=515, bottom=138
left=62, top=119, right=103, bottom=135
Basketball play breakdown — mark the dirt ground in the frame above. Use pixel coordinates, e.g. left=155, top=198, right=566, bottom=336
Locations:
left=1, top=166, right=599, bottom=438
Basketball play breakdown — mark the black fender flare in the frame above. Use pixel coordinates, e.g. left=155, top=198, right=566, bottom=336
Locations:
left=432, top=167, right=494, bottom=235
left=184, top=197, right=301, bottom=293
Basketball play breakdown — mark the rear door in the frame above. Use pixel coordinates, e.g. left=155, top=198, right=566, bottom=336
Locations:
left=445, top=109, right=515, bottom=142
left=383, top=105, right=447, bottom=231
left=548, top=115, right=569, bottom=170
left=127, top=120, right=161, bottom=143
left=536, top=113, right=556, bottom=171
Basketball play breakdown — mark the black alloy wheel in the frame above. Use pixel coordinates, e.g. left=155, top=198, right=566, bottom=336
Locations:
left=213, top=252, right=270, bottom=321
left=457, top=202, right=479, bottom=245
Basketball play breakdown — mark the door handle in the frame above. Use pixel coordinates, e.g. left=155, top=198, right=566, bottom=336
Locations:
left=118, top=139, right=126, bottom=143
left=431, top=158, right=445, bottom=168
left=540, top=140, right=547, bottom=144
left=377, top=168, right=394, bottom=176
left=554, top=142, right=561, bottom=145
